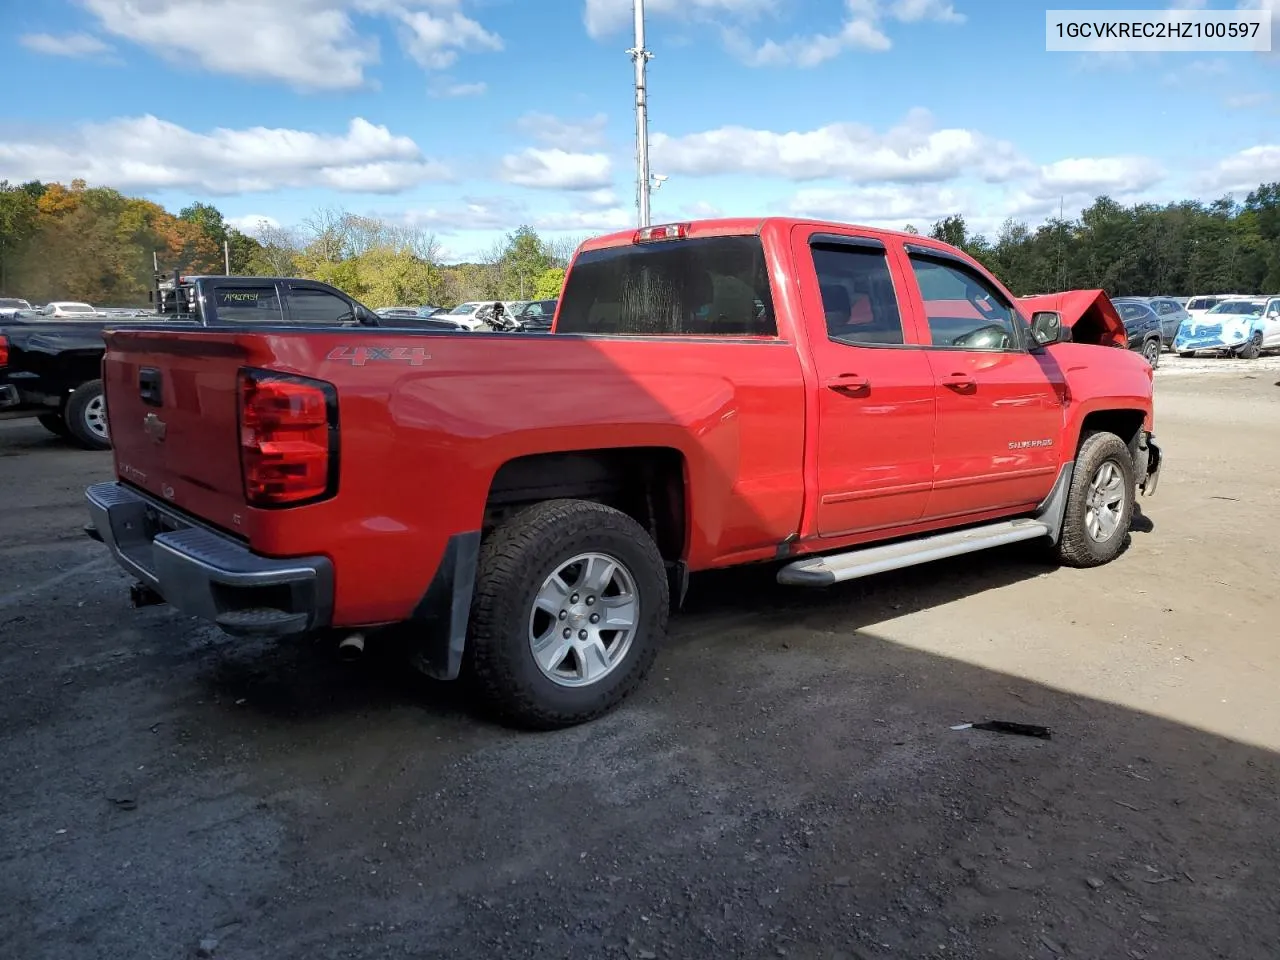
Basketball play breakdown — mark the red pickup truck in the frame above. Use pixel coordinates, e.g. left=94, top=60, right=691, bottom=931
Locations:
left=85, top=218, right=1161, bottom=728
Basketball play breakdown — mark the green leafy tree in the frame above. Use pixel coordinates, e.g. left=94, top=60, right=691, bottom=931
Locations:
left=532, top=267, right=566, bottom=300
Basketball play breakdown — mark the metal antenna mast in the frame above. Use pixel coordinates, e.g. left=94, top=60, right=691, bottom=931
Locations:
left=628, top=0, right=653, bottom=227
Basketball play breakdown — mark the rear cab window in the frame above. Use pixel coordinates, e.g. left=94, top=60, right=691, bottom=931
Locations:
left=556, top=236, right=777, bottom=337
left=209, top=286, right=284, bottom=323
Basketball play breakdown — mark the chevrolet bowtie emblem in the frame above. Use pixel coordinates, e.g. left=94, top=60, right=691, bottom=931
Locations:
left=143, top=412, right=167, bottom=442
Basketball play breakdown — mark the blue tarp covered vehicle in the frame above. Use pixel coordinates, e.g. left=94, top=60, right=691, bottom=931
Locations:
left=1174, top=297, right=1276, bottom=359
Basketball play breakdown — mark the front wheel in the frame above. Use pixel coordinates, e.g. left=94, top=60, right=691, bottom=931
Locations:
left=1056, top=432, right=1136, bottom=568
left=466, top=499, right=669, bottom=729
left=1237, top=332, right=1262, bottom=360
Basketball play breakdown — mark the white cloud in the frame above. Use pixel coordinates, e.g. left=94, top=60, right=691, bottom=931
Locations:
left=499, top=148, right=614, bottom=190
left=401, top=196, right=629, bottom=234
left=515, top=112, right=609, bottom=149
left=1203, top=144, right=1280, bottom=192
left=723, top=0, right=964, bottom=66
left=583, top=0, right=773, bottom=39
left=19, top=32, right=113, bottom=58
left=404, top=198, right=520, bottom=231
left=888, top=0, right=962, bottom=22
left=651, top=109, right=1031, bottom=184
left=74, top=0, right=502, bottom=90
left=226, top=214, right=282, bottom=235
left=1224, top=91, right=1271, bottom=109
left=787, top=183, right=969, bottom=226
left=1032, top=157, right=1165, bottom=197
left=0, top=115, right=451, bottom=194
left=429, top=80, right=487, bottom=97
left=394, top=3, right=503, bottom=69
left=584, top=188, right=619, bottom=207
left=532, top=208, right=633, bottom=232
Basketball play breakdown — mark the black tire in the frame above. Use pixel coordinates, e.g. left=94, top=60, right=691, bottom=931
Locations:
left=1141, top=338, right=1160, bottom=368
left=1056, top=432, right=1135, bottom=568
left=466, top=499, right=669, bottom=730
left=37, top=413, right=71, bottom=439
left=65, top=379, right=110, bottom=450
left=1237, top=333, right=1262, bottom=360
left=1177, top=351, right=1195, bottom=358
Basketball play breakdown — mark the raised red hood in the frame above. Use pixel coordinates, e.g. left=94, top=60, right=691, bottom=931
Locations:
left=1018, top=290, right=1128, bottom=348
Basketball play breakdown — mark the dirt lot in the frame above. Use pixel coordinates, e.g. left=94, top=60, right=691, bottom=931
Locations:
left=2, top=356, right=1279, bottom=960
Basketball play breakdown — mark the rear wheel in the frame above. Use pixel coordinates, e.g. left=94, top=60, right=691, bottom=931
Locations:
left=466, top=499, right=668, bottom=729
left=37, top=413, right=71, bottom=439
left=65, top=379, right=110, bottom=450
left=1056, top=432, right=1135, bottom=568
left=1141, top=339, right=1161, bottom=368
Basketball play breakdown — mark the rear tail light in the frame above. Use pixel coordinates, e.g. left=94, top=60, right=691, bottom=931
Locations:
left=634, top=223, right=689, bottom=243
left=0, top=335, right=8, bottom=368
left=238, top=369, right=338, bottom=507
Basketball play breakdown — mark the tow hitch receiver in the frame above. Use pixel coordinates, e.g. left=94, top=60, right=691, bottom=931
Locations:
left=129, top=582, right=165, bottom=608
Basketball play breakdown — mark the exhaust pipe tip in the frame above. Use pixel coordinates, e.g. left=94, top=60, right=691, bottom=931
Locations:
left=337, top=632, right=365, bottom=662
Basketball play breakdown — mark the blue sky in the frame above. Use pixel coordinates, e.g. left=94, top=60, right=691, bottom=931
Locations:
left=2, top=0, right=1277, bottom=260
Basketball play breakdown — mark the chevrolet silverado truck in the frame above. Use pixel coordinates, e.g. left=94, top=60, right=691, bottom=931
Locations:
left=1, top=274, right=437, bottom=449
left=83, top=218, right=1162, bottom=729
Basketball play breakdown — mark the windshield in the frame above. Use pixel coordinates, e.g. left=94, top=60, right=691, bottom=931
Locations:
left=0, top=298, right=30, bottom=309
left=556, top=236, right=777, bottom=336
left=449, top=303, right=477, bottom=315
left=1208, top=301, right=1263, bottom=315
left=1186, top=297, right=1222, bottom=311
left=60, top=303, right=95, bottom=313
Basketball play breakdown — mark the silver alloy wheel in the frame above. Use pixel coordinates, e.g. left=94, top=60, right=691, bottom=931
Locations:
left=1142, top=340, right=1159, bottom=365
left=84, top=393, right=109, bottom=440
left=1085, top=460, right=1125, bottom=542
left=528, top=552, right=639, bottom=688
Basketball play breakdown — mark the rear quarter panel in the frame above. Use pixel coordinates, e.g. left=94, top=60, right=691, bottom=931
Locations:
left=153, top=329, right=808, bottom=626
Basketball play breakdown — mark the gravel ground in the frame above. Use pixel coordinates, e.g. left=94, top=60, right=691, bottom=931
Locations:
left=2, top=354, right=1278, bottom=960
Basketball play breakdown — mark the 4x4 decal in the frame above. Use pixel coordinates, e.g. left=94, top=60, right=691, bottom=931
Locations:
left=326, top=346, right=431, bottom=367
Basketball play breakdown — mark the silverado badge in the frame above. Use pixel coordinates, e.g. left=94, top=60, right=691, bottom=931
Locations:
left=143, top=412, right=167, bottom=443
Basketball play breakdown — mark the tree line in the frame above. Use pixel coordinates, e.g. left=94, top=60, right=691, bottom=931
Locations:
left=3, top=178, right=1279, bottom=308
left=0, top=180, right=575, bottom=308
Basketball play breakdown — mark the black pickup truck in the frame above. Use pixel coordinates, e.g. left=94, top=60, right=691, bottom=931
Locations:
left=0, top=274, right=418, bottom=450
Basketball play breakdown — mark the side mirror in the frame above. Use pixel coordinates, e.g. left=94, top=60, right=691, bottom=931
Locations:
left=1030, top=310, right=1069, bottom=346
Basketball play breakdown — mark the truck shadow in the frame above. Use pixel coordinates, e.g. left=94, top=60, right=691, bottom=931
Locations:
left=200, top=509, right=1156, bottom=730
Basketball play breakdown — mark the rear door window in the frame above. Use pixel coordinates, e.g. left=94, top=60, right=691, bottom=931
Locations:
left=210, top=286, right=284, bottom=323
left=811, top=244, right=905, bottom=346
left=556, top=236, right=777, bottom=336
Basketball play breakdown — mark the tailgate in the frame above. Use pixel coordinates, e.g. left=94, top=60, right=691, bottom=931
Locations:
left=104, top=330, right=249, bottom=536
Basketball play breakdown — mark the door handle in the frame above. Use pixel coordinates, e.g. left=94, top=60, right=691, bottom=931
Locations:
left=138, top=366, right=163, bottom=406
left=825, top=374, right=870, bottom=394
left=941, top=373, right=976, bottom=392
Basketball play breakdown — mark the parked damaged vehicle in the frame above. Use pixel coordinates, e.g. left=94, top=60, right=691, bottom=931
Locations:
left=1174, top=298, right=1275, bottom=359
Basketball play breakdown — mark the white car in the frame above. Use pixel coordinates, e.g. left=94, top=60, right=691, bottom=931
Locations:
left=0, top=297, right=32, bottom=318
left=443, top=301, right=495, bottom=331
left=38, top=301, right=100, bottom=319
left=1261, top=296, right=1280, bottom=350
left=1174, top=298, right=1272, bottom=358
left=1183, top=295, right=1230, bottom=322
